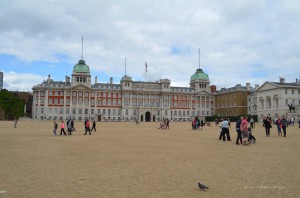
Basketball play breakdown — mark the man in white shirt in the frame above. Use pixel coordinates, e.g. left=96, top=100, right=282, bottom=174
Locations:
left=220, top=118, right=231, bottom=141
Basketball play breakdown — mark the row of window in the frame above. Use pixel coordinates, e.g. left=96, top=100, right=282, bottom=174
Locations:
left=259, top=99, right=300, bottom=109
left=218, top=110, right=239, bottom=116
left=217, top=93, right=244, bottom=100
left=41, top=97, right=214, bottom=108
left=42, top=91, right=123, bottom=98
left=39, top=107, right=212, bottom=117
left=35, top=89, right=300, bottom=98
left=217, top=102, right=237, bottom=108
left=285, top=89, right=300, bottom=94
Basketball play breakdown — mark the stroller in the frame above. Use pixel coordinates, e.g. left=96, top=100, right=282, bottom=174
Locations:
left=158, top=122, right=166, bottom=130
left=241, top=129, right=249, bottom=144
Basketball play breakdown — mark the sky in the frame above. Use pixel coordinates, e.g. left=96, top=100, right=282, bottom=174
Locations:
left=1, top=0, right=300, bottom=92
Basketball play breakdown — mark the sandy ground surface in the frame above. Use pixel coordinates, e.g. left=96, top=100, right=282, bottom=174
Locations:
left=0, top=120, right=299, bottom=198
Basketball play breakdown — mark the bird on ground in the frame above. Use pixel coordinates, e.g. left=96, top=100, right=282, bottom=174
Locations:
left=198, top=182, right=209, bottom=190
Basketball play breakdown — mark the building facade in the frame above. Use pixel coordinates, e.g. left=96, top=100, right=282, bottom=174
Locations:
left=214, top=83, right=251, bottom=117
left=256, top=78, right=300, bottom=121
left=32, top=59, right=214, bottom=121
left=247, top=84, right=259, bottom=116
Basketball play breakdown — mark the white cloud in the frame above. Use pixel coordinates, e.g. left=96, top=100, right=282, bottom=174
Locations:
left=3, top=72, right=46, bottom=92
left=0, top=0, right=300, bottom=91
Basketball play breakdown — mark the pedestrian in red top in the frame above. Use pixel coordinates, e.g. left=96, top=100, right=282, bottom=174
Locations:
left=60, top=121, right=67, bottom=136
left=240, top=116, right=249, bottom=144
left=84, top=120, right=91, bottom=135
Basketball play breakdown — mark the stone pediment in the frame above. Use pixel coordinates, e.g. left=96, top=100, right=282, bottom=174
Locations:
left=194, top=90, right=212, bottom=95
left=257, top=82, right=279, bottom=92
left=70, top=84, right=91, bottom=90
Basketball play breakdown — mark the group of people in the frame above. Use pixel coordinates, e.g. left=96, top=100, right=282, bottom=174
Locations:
left=52, top=119, right=96, bottom=136
left=263, top=115, right=289, bottom=137
left=84, top=119, right=97, bottom=135
left=275, top=116, right=298, bottom=127
left=192, top=117, right=209, bottom=130
left=235, top=116, right=256, bottom=145
left=217, top=116, right=256, bottom=145
left=158, top=118, right=170, bottom=130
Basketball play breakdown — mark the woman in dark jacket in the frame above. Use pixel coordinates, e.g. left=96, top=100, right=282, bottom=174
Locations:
left=263, top=116, right=272, bottom=136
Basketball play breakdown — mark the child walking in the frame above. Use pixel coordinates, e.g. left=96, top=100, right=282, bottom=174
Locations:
left=60, top=121, right=67, bottom=136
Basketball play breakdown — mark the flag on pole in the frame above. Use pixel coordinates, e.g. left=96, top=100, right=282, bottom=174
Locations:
left=145, top=62, right=147, bottom=72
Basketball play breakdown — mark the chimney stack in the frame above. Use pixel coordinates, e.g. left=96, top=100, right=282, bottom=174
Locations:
left=210, top=85, right=216, bottom=93
left=47, top=74, right=51, bottom=84
left=65, top=75, right=70, bottom=85
left=280, top=77, right=285, bottom=84
left=246, top=83, right=250, bottom=90
left=110, top=77, right=113, bottom=84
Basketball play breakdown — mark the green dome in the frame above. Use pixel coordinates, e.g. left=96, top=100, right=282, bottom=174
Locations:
left=190, top=69, right=209, bottom=81
left=73, top=59, right=90, bottom=73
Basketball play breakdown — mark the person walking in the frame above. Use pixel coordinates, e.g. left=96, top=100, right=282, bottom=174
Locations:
left=166, top=119, right=170, bottom=129
left=291, top=117, right=295, bottom=126
left=196, top=117, right=200, bottom=130
left=281, top=115, right=288, bottom=137
left=67, top=120, right=73, bottom=135
left=276, top=117, right=282, bottom=137
left=84, top=119, right=91, bottom=135
left=71, top=119, right=76, bottom=131
left=236, top=116, right=243, bottom=145
left=200, top=120, right=204, bottom=130
left=240, top=116, right=249, bottom=144
left=250, top=117, right=255, bottom=129
left=220, top=118, right=231, bottom=141
left=14, top=119, right=18, bottom=128
left=219, top=118, right=224, bottom=140
left=263, top=116, right=272, bottom=136
left=53, top=121, right=58, bottom=136
left=60, top=121, right=67, bottom=136
left=193, top=117, right=198, bottom=130
left=91, top=120, right=96, bottom=132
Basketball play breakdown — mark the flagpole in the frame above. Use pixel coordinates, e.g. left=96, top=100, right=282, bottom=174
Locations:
left=198, top=48, right=200, bottom=69
left=125, top=57, right=126, bottom=76
left=145, top=61, right=147, bottom=82
left=81, top=36, right=84, bottom=59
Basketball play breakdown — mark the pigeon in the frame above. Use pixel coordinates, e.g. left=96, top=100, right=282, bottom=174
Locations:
left=198, top=182, right=209, bottom=190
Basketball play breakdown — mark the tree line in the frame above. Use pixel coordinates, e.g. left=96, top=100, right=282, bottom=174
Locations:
left=0, top=89, right=25, bottom=120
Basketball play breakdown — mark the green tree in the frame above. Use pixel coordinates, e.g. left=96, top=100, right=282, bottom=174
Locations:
left=0, top=90, right=25, bottom=120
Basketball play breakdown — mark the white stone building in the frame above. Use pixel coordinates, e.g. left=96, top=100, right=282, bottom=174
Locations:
left=32, top=59, right=214, bottom=121
left=247, top=84, right=259, bottom=116
left=256, top=78, right=300, bottom=121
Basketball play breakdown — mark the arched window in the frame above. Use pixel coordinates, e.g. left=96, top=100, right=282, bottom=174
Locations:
left=273, top=95, right=279, bottom=108
left=253, top=104, right=257, bottom=111
left=260, top=97, right=264, bottom=109
left=266, top=96, right=271, bottom=109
